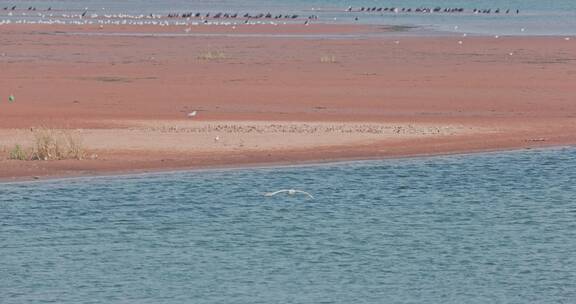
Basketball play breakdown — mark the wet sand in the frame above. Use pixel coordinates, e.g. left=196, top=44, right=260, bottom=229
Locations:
left=1, top=23, right=575, bottom=181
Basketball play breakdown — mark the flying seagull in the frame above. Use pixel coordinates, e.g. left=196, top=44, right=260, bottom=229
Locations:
left=264, top=189, right=314, bottom=199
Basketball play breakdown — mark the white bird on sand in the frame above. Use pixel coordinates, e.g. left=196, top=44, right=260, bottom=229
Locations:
left=264, top=189, right=314, bottom=199
left=187, top=111, right=197, bottom=118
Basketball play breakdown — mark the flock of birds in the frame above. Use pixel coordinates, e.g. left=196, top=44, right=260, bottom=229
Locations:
left=2, top=5, right=47, bottom=11
left=0, top=5, right=320, bottom=21
left=0, top=4, right=533, bottom=28
left=1, top=4, right=523, bottom=24
left=0, top=6, right=323, bottom=26
left=166, top=12, right=314, bottom=20
left=347, top=6, right=520, bottom=15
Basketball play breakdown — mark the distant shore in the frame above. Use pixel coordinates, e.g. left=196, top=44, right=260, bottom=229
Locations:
left=1, top=23, right=575, bottom=181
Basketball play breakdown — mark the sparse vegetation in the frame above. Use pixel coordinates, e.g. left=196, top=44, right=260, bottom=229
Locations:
left=197, top=51, right=227, bottom=61
left=5, top=128, right=85, bottom=161
left=30, top=128, right=85, bottom=161
left=9, top=144, right=28, bottom=160
left=320, top=55, right=337, bottom=63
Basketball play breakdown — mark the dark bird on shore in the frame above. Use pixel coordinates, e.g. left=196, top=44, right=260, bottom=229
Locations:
left=81, top=10, right=87, bottom=17
left=11, top=5, right=16, bottom=10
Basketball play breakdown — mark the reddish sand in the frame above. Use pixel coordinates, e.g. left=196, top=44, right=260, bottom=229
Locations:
left=1, top=23, right=575, bottom=181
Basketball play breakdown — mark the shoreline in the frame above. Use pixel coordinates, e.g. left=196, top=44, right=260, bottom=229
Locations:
left=1, top=143, right=573, bottom=184
left=2, top=21, right=575, bottom=44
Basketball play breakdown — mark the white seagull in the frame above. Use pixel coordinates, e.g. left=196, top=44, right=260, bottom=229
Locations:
left=264, top=189, right=314, bottom=199
left=187, top=110, right=197, bottom=118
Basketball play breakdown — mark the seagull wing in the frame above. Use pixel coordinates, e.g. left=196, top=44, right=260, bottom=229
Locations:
left=264, top=189, right=313, bottom=199
left=294, top=190, right=314, bottom=199
left=264, top=189, right=289, bottom=197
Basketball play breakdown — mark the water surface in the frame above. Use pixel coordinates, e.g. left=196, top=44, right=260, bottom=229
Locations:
left=1, top=148, right=576, bottom=303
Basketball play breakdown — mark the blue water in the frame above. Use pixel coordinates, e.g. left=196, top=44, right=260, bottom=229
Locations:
left=2, top=148, right=576, bottom=303
left=1, top=0, right=575, bottom=35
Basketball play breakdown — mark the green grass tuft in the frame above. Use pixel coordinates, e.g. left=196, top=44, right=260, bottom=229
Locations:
left=8, top=144, right=28, bottom=160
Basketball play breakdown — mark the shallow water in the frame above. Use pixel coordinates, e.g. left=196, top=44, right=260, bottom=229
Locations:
left=1, top=0, right=575, bottom=35
left=2, top=148, right=576, bottom=303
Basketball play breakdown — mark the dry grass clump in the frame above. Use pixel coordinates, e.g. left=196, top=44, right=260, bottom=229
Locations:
left=197, top=51, right=227, bottom=61
left=320, top=55, right=337, bottom=63
left=6, top=128, right=85, bottom=161
left=30, top=128, right=85, bottom=161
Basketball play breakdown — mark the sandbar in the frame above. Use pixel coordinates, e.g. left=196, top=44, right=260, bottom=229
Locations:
left=1, top=23, right=575, bottom=180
